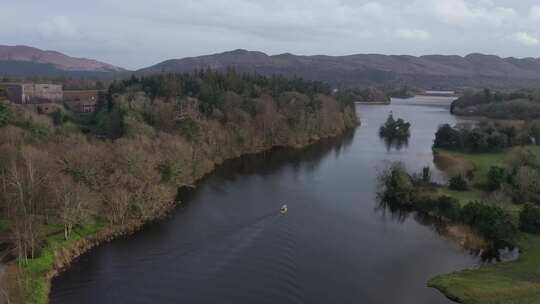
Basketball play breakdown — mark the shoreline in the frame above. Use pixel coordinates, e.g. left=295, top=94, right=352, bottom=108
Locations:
left=355, top=101, right=391, bottom=105
left=4, top=125, right=358, bottom=304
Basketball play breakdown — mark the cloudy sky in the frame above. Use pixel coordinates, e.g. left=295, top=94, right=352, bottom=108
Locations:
left=1, top=0, right=540, bottom=69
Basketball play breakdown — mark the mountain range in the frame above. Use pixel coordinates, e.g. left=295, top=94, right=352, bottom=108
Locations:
left=0, top=45, right=124, bottom=78
left=2, top=45, right=540, bottom=89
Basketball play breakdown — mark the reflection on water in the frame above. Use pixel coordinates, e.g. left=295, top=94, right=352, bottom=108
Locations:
left=383, top=136, right=410, bottom=151
left=51, top=97, right=483, bottom=304
left=376, top=201, right=519, bottom=264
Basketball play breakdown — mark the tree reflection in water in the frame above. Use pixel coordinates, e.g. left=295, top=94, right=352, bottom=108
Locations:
left=376, top=197, right=519, bottom=264
left=383, top=136, right=409, bottom=152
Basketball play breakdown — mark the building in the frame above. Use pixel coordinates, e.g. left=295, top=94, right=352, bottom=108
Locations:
left=63, top=90, right=105, bottom=113
left=4, top=83, right=63, bottom=104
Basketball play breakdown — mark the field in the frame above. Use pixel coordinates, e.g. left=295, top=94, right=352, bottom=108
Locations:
left=430, top=147, right=540, bottom=304
left=429, top=234, right=540, bottom=304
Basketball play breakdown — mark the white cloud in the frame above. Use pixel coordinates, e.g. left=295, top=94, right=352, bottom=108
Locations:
left=411, top=0, right=517, bottom=28
left=39, top=16, right=79, bottom=39
left=358, top=2, right=385, bottom=18
left=395, top=28, right=431, bottom=41
left=529, top=5, right=540, bottom=20
left=514, top=32, right=540, bottom=46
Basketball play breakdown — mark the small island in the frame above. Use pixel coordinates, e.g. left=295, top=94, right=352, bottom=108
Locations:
left=379, top=113, right=411, bottom=140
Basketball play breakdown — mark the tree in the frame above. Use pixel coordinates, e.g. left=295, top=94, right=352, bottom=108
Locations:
left=449, top=175, right=469, bottom=191
left=461, top=202, right=517, bottom=241
left=55, top=177, right=93, bottom=240
left=378, top=162, right=416, bottom=208
left=434, top=124, right=462, bottom=149
left=486, top=166, right=506, bottom=191
left=513, top=166, right=538, bottom=204
left=379, top=114, right=411, bottom=140
left=422, top=166, right=431, bottom=183
left=520, top=204, right=540, bottom=234
left=4, top=147, right=51, bottom=264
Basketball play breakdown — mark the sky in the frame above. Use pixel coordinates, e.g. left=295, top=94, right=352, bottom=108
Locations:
left=1, top=0, right=540, bottom=69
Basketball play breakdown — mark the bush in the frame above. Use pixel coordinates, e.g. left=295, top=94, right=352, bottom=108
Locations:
left=50, top=109, right=69, bottom=126
left=0, top=102, right=10, bottom=127
left=378, top=162, right=416, bottom=207
left=449, top=175, right=469, bottom=191
left=460, top=202, right=518, bottom=241
left=435, top=196, right=462, bottom=221
left=520, top=204, right=540, bottom=234
left=487, top=166, right=506, bottom=191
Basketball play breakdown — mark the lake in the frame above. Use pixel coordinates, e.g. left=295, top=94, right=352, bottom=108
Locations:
left=50, top=97, right=480, bottom=304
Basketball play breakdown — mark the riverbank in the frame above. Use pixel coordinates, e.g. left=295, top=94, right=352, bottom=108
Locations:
left=428, top=148, right=540, bottom=303
left=3, top=125, right=358, bottom=304
left=429, top=233, right=540, bottom=304
left=355, top=101, right=391, bottom=105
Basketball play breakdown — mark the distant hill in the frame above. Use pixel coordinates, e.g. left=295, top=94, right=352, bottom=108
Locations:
left=137, top=50, right=540, bottom=89
left=0, top=45, right=125, bottom=78
left=3, top=46, right=540, bottom=89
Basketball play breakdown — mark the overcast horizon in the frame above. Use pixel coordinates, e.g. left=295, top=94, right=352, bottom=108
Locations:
left=2, top=0, right=540, bottom=69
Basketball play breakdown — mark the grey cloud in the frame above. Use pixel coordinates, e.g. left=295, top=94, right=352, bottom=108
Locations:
left=1, top=0, right=539, bottom=69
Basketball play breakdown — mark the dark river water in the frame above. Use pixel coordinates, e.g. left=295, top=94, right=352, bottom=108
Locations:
left=51, top=97, right=481, bottom=304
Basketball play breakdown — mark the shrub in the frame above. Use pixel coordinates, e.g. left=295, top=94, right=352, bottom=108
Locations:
left=449, top=175, right=469, bottom=191
left=435, top=196, right=462, bottom=221
left=378, top=162, right=416, bottom=207
left=50, top=109, right=69, bottom=126
left=486, top=166, right=506, bottom=191
left=460, top=202, right=518, bottom=241
left=176, top=116, right=199, bottom=141
left=520, top=204, right=540, bottom=234
left=0, top=102, right=10, bottom=127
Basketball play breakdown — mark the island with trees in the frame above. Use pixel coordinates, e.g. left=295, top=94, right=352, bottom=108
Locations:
left=0, top=70, right=358, bottom=304
left=378, top=113, right=411, bottom=150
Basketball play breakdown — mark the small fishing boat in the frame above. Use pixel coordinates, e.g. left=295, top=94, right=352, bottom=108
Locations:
left=280, top=205, right=288, bottom=214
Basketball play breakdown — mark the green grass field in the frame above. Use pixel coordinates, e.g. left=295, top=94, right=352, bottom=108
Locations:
left=437, top=188, right=485, bottom=207
left=431, top=147, right=540, bottom=304
left=429, top=234, right=540, bottom=304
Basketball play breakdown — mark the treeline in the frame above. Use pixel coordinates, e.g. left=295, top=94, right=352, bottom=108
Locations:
left=451, top=88, right=540, bottom=119
left=335, top=87, right=390, bottom=104
left=108, top=70, right=334, bottom=116
left=433, top=121, right=539, bottom=153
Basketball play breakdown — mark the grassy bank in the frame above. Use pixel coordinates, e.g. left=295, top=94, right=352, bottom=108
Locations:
left=429, top=234, right=540, bottom=304
left=430, top=148, right=540, bottom=303
left=22, top=223, right=104, bottom=304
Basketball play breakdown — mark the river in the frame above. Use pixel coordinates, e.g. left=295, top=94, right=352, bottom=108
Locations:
left=50, top=97, right=481, bottom=304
